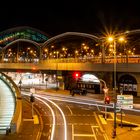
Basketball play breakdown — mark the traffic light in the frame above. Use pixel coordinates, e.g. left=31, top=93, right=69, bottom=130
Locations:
left=73, top=72, right=80, bottom=79
left=30, top=94, right=35, bottom=102
left=104, top=96, right=111, bottom=104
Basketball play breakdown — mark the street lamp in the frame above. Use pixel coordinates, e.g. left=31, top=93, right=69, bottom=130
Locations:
left=107, top=36, right=117, bottom=138
left=113, top=40, right=117, bottom=138
left=107, top=35, right=126, bottom=138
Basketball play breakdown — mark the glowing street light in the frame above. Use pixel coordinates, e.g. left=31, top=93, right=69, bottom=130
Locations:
left=108, top=37, right=117, bottom=138
left=107, top=36, right=114, bottom=42
left=107, top=35, right=126, bottom=138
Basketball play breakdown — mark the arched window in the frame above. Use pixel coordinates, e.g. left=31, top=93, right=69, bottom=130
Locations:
left=119, top=74, right=137, bottom=96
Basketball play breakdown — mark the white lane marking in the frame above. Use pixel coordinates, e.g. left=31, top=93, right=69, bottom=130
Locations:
left=72, top=124, right=98, bottom=139
left=22, top=93, right=55, bottom=140
left=66, top=105, right=73, bottom=115
left=35, top=97, right=56, bottom=140
left=36, top=94, right=67, bottom=140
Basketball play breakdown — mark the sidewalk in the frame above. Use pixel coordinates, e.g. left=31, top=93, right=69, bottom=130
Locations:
left=0, top=99, right=40, bottom=140
left=101, top=113, right=140, bottom=140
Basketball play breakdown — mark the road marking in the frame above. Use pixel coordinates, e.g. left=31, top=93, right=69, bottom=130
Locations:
left=72, top=124, right=74, bottom=140
left=81, top=108, right=90, bottom=110
left=33, top=115, right=39, bottom=124
left=23, top=119, right=34, bottom=121
left=92, top=126, right=99, bottom=128
left=107, top=118, right=113, bottom=121
left=72, top=124, right=99, bottom=140
left=66, top=105, right=73, bottom=115
left=94, top=112, right=110, bottom=140
left=133, top=126, right=140, bottom=131
left=110, top=113, right=140, bottom=127
left=117, top=113, right=125, bottom=116
left=71, top=114, right=94, bottom=116
left=103, top=133, right=110, bottom=140
left=94, top=112, right=104, bottom=133
left=48, top=135, right=50, bottom=140
left=46, top=123, right=98, bottom=126
left=91, top=126, right=97, bottom=140
left=74, top=134, right=95, bottom=137
left=36, top=132, right=41, bottom=140
left=99, top=115, right=107, bottom=124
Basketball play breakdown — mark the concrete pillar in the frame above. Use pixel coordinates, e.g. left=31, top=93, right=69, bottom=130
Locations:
left=101, top=43, right=105, bottom=63
left=41, top=73, right=44, bottom=83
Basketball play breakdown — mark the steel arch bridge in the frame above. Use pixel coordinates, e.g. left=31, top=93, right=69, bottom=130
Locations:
left=2, top=26, right=140, bottom=47
left=0, top=26, right=100, bottom=50
left=0, top=26, right=49, bottom=47
left=1, top=27, right=140, bottom=63
left=0, top=27, right=101, bottom=63
left=42, top=32, right=100, bottom=48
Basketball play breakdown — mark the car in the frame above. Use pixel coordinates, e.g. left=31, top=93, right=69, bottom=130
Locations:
left=70, top=88, right=87, bottom=96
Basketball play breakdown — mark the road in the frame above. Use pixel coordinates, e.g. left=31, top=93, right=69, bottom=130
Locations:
left=22, top=90, right=140, bottom=140
left=52, top=100, right=107, bottom=140
left=23, top=92, right=108, bottom=140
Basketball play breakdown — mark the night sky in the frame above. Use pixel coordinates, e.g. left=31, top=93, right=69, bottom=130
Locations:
left=1, top=1, right=140, bottom=36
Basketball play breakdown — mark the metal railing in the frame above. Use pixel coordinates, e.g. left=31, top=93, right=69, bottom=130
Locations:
left=1, top=55, right=140, bottom=64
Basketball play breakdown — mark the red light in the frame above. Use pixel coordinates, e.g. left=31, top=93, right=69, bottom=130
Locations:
left=75, top=73, right=79, bottom=77
left=105, top=96, right=111, bottom=104
left=73, top=72, right=80, bottom=79
left=106, top=97, right=110, bottom=101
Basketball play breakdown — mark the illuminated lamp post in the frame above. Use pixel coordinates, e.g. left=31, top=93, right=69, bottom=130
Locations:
left=107, top=35, right=126, bottom=138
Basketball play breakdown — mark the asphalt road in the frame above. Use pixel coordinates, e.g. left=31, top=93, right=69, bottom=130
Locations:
left=54, top=100, right=106, bottom=140
left=31, top=93, right=107, bottom=140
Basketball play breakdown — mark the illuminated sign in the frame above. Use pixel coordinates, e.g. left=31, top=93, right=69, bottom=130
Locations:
left=117, top=95, right=133, bottom=109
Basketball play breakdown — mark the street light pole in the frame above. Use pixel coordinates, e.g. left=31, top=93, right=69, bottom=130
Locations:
left=106, top=35, right=126, bottom=138
left=112, top=40, right=117, bottom=138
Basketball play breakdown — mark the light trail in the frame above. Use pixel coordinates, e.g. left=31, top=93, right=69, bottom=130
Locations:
left=36, top=97, right=55, bottom=140
left=40, top=94, right=140, bottom=113
left=35, top=94, right=67, bottom=140
left=22, top=93, right=55, bottom=140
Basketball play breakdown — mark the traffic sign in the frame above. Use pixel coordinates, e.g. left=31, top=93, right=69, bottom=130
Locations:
left=117, top=95, right=133, bottom=109
left=30, top=88, right=36, bottom=94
